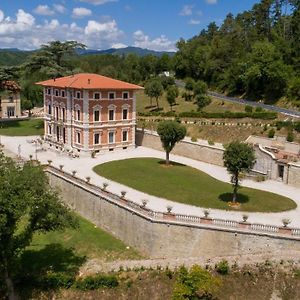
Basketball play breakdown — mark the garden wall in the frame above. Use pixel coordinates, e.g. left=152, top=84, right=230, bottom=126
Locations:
left=47, top=168, right=300, bottom=260
left=136, top=129, right=224, bottom=166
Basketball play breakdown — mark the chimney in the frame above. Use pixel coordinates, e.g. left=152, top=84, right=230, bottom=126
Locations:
left=88, top=79, right=91, bottom=85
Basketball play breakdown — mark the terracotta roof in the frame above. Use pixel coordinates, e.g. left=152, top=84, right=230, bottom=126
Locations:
left=36, top=73, right=144, bottom=90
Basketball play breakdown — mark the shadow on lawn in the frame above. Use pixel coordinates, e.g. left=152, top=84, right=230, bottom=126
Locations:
left=157, top=160, right=186, bottom=167
left=16, top=243, right=86, bottom=298
left=219, top=193, right=249, bottom=204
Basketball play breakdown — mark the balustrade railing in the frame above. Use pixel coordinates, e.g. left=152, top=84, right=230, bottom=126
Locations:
left=46, top=165, right=300, bottom=239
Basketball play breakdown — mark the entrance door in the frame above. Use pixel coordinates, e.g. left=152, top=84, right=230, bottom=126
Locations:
left=7, top=107, right=15, bottom=117
left=278, top=165, right=284, bottom=179
left=56, top=126, right=60, bottom=141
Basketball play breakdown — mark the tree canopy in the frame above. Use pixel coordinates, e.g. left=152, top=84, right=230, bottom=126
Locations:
left=0, top=153, right=77, bottom=299
left=157, top=121, right=186, bottom=165
left=223, top=141, right=256, bottom=203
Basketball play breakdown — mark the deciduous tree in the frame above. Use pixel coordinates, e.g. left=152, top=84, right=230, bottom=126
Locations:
left=223, top=141, right=256, bottom=203
left=157, top=121, right=186, bottom=165
left=0, top=153, right=77, bottom=299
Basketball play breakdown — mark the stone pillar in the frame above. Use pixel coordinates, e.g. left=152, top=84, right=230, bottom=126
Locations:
left=132, top=93, right=137, bottom=146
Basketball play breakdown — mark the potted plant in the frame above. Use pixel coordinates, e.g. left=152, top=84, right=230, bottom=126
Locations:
left=47, top=159, right=52, bottom=166
left=166, top=205, right=173, bottom=213
left=72, top=170, right=77, bottom=177
left=203, top=209, right=210, bottom=218
left=120, top=191, right=127, bottom=199
left=141, top=199, right=148, bottom=208
left=86, top=176, right=91, bottom=184
left=59, top=164, right=64, bottom=171
left=242, top=214, right=249, bottom=223
left=282, top=218, right=291, bottom=227
left=102, top=182, right=109, bottom=191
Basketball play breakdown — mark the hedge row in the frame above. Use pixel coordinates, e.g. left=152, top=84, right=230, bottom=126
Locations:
left=276, top=121, right=300, bottom=132
left=138, top=111, right=277, bottom=120
left=20, top=272, right=119, bottom=290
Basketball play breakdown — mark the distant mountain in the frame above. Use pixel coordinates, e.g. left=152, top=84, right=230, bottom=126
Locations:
left=0, top=46, right=176, bottom=66
left=76, top=46, right=176, bottom=57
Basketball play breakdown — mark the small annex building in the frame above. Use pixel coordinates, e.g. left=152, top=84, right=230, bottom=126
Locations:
left=36, top=73, right=143, bottom=154
left=0, top=81, right=21, bottom=119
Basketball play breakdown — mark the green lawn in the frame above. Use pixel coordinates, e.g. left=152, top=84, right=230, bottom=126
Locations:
left=28, top=214, right=141, bottom=261
left=0, top=118, right=44, bottom=136
left=93, top=158, right=296, bottom=212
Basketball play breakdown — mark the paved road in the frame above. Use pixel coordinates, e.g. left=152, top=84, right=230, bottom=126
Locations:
left=175, top=79, right=300, bottom=118
left=208, top=91, right=300, bottom=119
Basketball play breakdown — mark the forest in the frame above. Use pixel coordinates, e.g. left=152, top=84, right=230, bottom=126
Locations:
left=0, top=0, right=300, bottom=109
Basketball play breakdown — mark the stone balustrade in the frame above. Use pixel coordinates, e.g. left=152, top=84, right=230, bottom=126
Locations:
left=46, top=165, right=300, bottom=240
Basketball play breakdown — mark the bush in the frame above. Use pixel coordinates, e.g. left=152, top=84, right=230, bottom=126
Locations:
left=215, top=260, right=230, bottom=275
left=191, top=136, right=197, bottom=142
left=172, top=265, right=221, bottom=300
left=245, top=105, right=253, bottom=113
left=287, top=131, right=294, bottom=142
left=255, top=175, right=266, bottom=182
left=268, top=128, right=275, bottom=138
left=36, top=272, right=75, bottom=289
left=255, top=106, right=263, bottom=112
left=74, top=274, right=119, bottom=290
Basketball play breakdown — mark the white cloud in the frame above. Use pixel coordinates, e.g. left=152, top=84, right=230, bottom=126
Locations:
left=0, top=10, right=4, bottom=22
left=111, top=43, right=127, bottom=49
left=33, top=5, right=54, bottom=16
left=72, top=7, right=92, bottom=18
left=206, top=0, right=217, bottom=4
left=53, top=4, right=66, bottom=14
left=133, top=30, right=176, bottom=52
left=0, top=10, right=124, bottom=50
left=80, top=0, right=118, bottom=5
left=179, top=5, right=193, bottom=16
left=189, top=19, right=201, bottom=25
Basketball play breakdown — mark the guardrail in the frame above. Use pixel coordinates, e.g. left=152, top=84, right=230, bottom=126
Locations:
left=46, top=165, right=300, bottom=240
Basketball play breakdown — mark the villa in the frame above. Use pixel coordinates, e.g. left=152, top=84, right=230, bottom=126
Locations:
left=0, top=80, right=21, bottom=119
left=37, top=73, right=143, bottom=154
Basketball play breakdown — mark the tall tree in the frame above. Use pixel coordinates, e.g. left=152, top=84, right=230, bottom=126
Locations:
left=223, top=141, right=256, bottom=203
left=0, top=153, right=77, bottom=299
left=144, top=78, right=163, bottom=108
left=157, top=121, right=186, bottom=165
left=166, top=85, right=179, bottom=111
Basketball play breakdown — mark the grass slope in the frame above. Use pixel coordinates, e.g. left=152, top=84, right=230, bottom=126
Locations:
left=0, top=118, right=44, bottom=136
left=28, top=215, right=141, bottom=261
left=94, top=158, right=296, bottom=212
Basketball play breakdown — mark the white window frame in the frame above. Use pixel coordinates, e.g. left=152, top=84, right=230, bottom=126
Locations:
left=122, top=108, right=128, bottom=120
left=61, top=90, right=66, bottom=98
left=93, top=105, right=102, bottom=122
left=76, top=91, right=81, bottom=99
left=47, top=88, right=51, bottom=95
left=123, top=91, right=129, bottom=100
left=94, top=132, right=101, bottom=145
left=122, top=129, right=128, bottom=142
left=48, top=125, right=52, bottom=135
left=76, top=131, right=81, bottom=144
left=108, top=91, right=115, bottom=100
left=55, top=89, right=59, bottom=97
left=94, top=92, right=101, bottom=100
left=74, top=104, right=81, bottom=121
left=108, top=104, right=116, bottom=121
left=108, top=131, right=115, bottom=144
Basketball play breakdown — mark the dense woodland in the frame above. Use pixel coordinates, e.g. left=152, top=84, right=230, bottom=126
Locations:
left=0, top=0, right=300, bottom=109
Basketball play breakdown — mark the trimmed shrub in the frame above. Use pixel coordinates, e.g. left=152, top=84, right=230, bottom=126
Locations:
left=74, top=275, right=119, bottom=290
left=245, top=105, right=253, bottom=113
left=268, top=128, right=275, bottom=138
left=287, top=131, right=294, bottom=142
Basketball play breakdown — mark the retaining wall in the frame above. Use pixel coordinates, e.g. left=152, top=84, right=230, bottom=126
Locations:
left=136, top=129, right=224, bottom=166
left=47, top=167, right=300, bottom=259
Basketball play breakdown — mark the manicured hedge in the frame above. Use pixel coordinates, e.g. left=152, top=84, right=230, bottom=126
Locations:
left=138, top=111, right=277, bottom=120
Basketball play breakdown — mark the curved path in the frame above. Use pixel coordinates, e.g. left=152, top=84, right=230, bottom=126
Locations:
left=2, top=135, right=300, bottom=227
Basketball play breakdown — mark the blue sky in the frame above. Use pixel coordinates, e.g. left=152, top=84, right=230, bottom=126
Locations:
left=0, top=0, right=259, bottom=51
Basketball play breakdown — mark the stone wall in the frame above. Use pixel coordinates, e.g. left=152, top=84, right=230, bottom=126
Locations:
left=136, top=129, right=224, bottom=166
left=288, top=164, right=300, bottom=188
left=48, top=170, right=300, bottom=259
